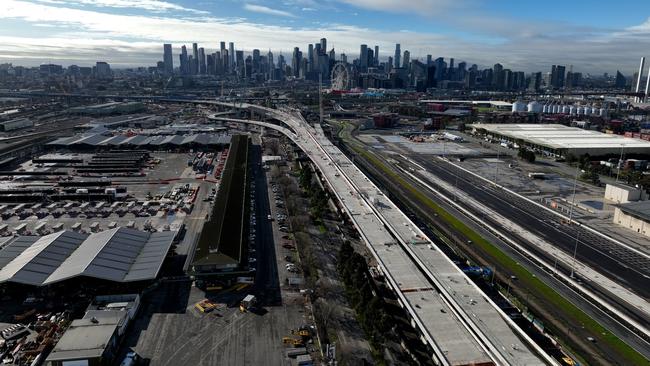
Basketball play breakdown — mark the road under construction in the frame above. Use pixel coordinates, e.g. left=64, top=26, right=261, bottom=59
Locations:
left=206, top=104, right=557, bottom=366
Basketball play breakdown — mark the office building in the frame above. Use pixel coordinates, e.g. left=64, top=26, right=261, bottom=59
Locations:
left=551, top=65, right=566, bottom=89
left=163, top=43, right=173, bottom=76
left=374, top=45, right=379, bottom=67
left=198, top=48, right=206, bottom=74
left=394, top=43, right=401, bottom=69
left=95, top=62, right=111, bottom=79
left=179, top=45, right=189, bottom=75
left=360, top=44, right=368, bottom=71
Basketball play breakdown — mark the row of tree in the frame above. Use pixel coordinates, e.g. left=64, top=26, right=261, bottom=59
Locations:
left=337, top=241, right=391, bottom=356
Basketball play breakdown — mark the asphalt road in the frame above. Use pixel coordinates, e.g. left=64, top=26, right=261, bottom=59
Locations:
left=351, top=149, right=650, bottom=363
left=250, top=143, right=282, bottom=306
left=410, top=155, right=650, bottom=302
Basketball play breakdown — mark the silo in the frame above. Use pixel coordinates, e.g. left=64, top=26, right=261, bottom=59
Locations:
left=512, top=101, right=526, bottom=113
left=527, top=101, right=542, bottom=113
left=570, top=105, right=577, bottom=115
left=577, top=106, right=584, bottom=115
left=543, top=104, right=549, bottom=113
left=562, top=105, right=570, bottom=114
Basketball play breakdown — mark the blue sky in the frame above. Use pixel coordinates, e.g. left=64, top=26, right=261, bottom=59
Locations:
left=1, top=0, right=650, bottom=74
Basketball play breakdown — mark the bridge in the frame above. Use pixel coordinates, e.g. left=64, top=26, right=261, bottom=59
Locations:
left=208, top=104, right=557, bottom=366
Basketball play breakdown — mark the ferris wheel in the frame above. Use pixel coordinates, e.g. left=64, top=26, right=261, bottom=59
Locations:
left=330, top=63, right=349, bottom=91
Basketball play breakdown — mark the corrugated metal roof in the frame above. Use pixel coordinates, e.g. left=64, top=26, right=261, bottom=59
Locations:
left=44, top=227, right=173, bottom=284
left=125, top=230, right=176, bottom=281
left=0, top=228, right=175, bottom=286
left=119, top=135, right=147, bottom=146
left=99, top=135, right=128, bottom=146
left=0, top=231, right=87, bottom=285
left=0, top=236, right=39, bottom=268
left=72, top=134, right=112, bottom=146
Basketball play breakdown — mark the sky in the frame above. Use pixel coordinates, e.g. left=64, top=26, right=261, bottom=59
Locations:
left=1, top=0, right=650, bottom=74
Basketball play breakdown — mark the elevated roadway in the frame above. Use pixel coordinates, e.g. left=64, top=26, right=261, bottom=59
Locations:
left=209, top=107, right=556, bottom=366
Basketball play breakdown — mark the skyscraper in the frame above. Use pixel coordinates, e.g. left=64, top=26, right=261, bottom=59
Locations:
left=292, top=47, right=302, bottom=78
left=550, top=65, right=566, bottom=89
left=394, top=44, right=401, bottom=68
left=163, top=44, right=173, bottom=75
left=179, top=45, right=188, bottom=75
left=493, top=63, right=504, bottom=90
left=229, top=42, right=235, bottom=69
left=374, top=45, right=379, bottom=67
left=615, top=70, right=627, bottom=88
left=360, top=44, right=368, bottom=71
left=192, top=43, right=199, bottom=75
left=307, top=44, right=314, bottom=73
left=198, top=48, right=206, bottom=74
left=253, top=49, right=261, bottom=74
left=402, top=50, right=410, bottom=70
left=320, top=38, right=327, bottom=53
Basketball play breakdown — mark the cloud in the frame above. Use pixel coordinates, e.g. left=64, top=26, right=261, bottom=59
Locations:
left=335, top=0, right=465, bottom=16
left=243, top=4, right=295, bottom=18
left=0, top=0, right=649, bottom=74
left=34, top=0, right=209, bottom=14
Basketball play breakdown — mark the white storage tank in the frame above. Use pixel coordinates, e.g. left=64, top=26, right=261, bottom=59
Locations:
left=570, top=105, right=577, bottom=115
left=562, top=105, right=570, bottom=114
left=527, top=101, right=542, bottom=113
left=553, top=105, right=560, bottom=113
left=512, top=100, right=527, bottom=113
left=542, top=104, right=549, bottom=113
left=577, top=106, right=584, bottom=115
left=584, top=106, right=592, bottom=116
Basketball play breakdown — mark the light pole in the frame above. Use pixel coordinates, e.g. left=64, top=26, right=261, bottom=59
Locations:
left=570, top=230, right=580, bottom=278
left=494, top=150, right=500, bottom=186
left=567, top=164, right=579, bottom=225
left=615, top=144, right=625, bottom=183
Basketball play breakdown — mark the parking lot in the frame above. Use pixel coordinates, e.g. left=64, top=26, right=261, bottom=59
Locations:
left=124, top=140, right=319, bottom=366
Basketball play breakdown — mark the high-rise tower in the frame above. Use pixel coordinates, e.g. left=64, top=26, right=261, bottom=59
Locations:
left=163, top=44, right=173, bottom=75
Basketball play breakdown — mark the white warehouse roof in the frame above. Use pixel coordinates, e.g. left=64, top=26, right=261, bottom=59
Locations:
left=470, top=123, right=650, bottom=155
left=0, top=228, right=175, bottom=286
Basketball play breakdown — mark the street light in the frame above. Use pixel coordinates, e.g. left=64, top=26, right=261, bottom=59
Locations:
left=570, top=230, right=580, bottom=279
left=567, top=164, right=579, bottom=225
left=615, top=144, right=625, bottom=183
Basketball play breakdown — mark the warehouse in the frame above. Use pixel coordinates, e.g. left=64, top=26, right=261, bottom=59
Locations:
left=47, top=133, right=231, bottom=151
left=613, top=201, right=650, bottom=238
left=191, top=135, right=250, bottom=278
left=470, top=123, right=650, bottom=157
left=0, top=227, right=176, bottom=286
left=0, top=118, right=33, bottom=132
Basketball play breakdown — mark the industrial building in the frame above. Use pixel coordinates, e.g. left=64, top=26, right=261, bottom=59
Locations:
left=46, top=294, right=140, bottom=366
left=604, top=183, right=648, bottom=203
left=613, top=200, right=650, bottom=238
left=0, top=228, right=176, bottom=286
left=48, top=133, right=231, bottom=150
left=67, top=102, right=145, bottom=116
left=0, top=118, right=33, bottom=132
left=191, top=135, right=250, bottom=278
left=470, top=123, right=650, bottom=156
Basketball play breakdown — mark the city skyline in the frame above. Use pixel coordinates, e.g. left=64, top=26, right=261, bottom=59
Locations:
left=1, top=0, right=650, bottom=73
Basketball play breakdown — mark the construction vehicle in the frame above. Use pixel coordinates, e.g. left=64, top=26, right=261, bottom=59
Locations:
left=282, top=337, right=304, bottom=347
left=239, top=294, right=256, bottom=312
left=195, top=299, right=217, bottom=313
left=290, top=329, right=311, bottom=337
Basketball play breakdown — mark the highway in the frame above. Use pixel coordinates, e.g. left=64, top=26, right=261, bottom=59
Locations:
left=379, top=153, right=650, bottom=361
left=408, top=155, right=650, bottom=319
left=209, top=108, right=556, bottom=366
